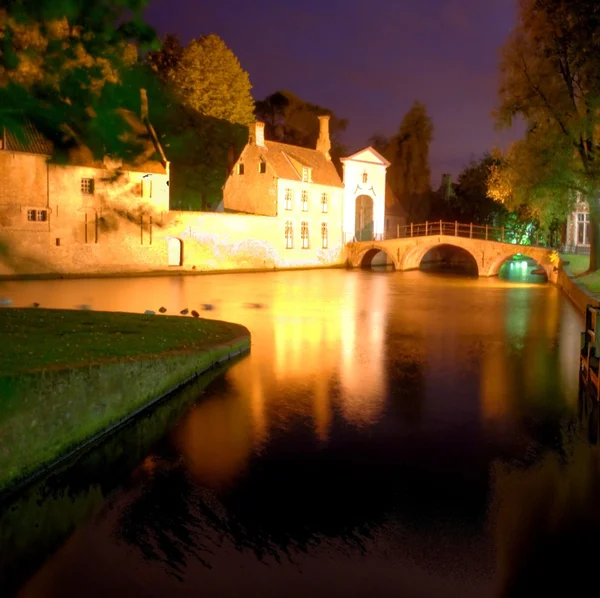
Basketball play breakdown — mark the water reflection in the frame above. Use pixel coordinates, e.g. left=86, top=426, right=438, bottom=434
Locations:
left=0, top=269, right=585, bottom=597
left=0, top=363, right=238, bottom=596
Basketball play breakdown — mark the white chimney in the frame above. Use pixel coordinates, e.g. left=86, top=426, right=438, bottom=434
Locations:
left=316, top=115, right=331, bottom=160
left=250, top=121, right=265, bottom=147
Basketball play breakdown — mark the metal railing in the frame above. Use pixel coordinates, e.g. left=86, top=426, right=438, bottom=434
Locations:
left=368, top=220, right=556, bottom=248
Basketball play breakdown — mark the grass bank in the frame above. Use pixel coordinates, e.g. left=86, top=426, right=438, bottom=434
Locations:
left=0, top=308, right=250, bottom=494
left=559, top=252, right=600, bottom=296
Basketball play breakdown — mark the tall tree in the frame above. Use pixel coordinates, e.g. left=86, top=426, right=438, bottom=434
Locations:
left=0, top=0, right=157, bottom=161
left=146, top=34, right=253, bottom=209
left=254, top=90, right=349, bottom=170
left=148, top=34, right=254, bottom=127
left=388, top=101, right=433, bottom=222
left=494, top=0, right=600, bottom=270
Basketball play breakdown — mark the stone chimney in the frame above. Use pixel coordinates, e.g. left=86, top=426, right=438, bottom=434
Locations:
left=249, top=121, right=265, bottom=147
left=316, top=115, right=331, bottom=160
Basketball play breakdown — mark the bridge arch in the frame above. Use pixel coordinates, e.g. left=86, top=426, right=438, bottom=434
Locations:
left=486, top=252, right=552, bottom=279
left=352, top=245, right=398, bottom=269
left=399, top=241, right=481, bottom=276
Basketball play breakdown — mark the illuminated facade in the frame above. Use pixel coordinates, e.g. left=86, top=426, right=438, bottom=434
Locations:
left=223, top=116, right=407, bottom=258
left=0, top=113, right=405, bottom=277
left=222, top=117, right=346, bottom=264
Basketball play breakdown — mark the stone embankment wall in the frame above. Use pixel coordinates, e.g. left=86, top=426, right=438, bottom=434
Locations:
left=557, top=265, right=600, bottom=314
left=0, top=334, right=250, bottom=494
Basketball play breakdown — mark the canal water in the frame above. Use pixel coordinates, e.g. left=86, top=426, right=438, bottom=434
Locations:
left=0, top=265, right=596, bottom=597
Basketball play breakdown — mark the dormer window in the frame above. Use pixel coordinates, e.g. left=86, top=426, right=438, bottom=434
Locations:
left=362, top=171, right=368, bottom=184
left=237, top=163, right=245, bottom=175
left=259, top=160, right=266, bottom=174
left=302, top=167, right=312, bottom=182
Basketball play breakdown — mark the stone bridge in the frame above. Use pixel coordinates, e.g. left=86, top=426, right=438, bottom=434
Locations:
left=346, top=234, right=558, bottom=282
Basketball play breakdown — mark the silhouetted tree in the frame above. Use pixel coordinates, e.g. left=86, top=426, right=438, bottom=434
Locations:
left=387, top=101, right=433, bottom=222
left=254, top=90, right=348, bottom=172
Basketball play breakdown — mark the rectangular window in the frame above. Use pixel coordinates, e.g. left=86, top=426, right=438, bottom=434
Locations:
left=321, top=192, right=328, bottom=213
left=237, top=163, right=245, bottom=175
left=259, top=161, right=266, bottom=174
left=577, top=212, right=590, bottom=245
left=285, top=188, right=293, bottom=210
left=27, top=209, right=48, bottom=222
left=285, top=220, right=293, bottom=249
left=301, top=221, right=309, bottom=249
left=321, top=222, right=328, bottom=249
left=142, top=178, right=153, bottom=198
left=81, top=178, right=95, bottom=194
left=302, top=167, right=311, bottom=182
left=301, top=190, right=309, bottom=212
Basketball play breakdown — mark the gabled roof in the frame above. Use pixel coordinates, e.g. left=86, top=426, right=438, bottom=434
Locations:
left=261, top=140, right=344, bottom=188
left=340, top=146, right=391, bottom=167
left=2, top=121, right=53, bottom=155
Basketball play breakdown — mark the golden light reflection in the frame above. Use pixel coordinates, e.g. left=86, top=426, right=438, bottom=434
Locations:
left=1, top=268, right=581, bottom=489
left=480, top=345, right=513, bottom=421
left=173, top=395, right=253, bottom=488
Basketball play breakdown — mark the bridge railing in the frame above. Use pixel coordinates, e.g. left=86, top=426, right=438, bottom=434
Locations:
left=382, top=221, right=555, bottom=248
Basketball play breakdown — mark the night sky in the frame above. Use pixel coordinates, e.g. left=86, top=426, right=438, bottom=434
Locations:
left=144, top=0, right=524, bottom=186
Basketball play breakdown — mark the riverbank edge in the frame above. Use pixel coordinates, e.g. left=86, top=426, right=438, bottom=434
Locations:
left=557, top=263, right=600, bottom=314
left=0, top=334, right=250, bottom=499
left=0, top=261, right=347, bottom=282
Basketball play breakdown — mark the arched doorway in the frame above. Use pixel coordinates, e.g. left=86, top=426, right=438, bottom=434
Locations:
left=355, top=195, right=373, bottom=241
left=167, top=238, right=183, bottom=266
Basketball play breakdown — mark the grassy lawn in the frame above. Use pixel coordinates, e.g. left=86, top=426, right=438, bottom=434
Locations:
left=575, top=271, right=600, bottom=296
left=0, top=308, right=247, bottom=377
left=559, top=253, right=600, bottom=297
left=0, top=308, right=249, bottom=493
left=560, top=253, right=590, bottom=276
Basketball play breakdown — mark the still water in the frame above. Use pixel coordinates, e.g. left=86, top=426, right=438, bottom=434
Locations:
left=0, top=266, right=594, bottom=597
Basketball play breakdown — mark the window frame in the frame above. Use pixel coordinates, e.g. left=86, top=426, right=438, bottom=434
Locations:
left=301, top=190, right=309, bottom=212
left=576, top=212, right=590, bottom=245
left=81, top=178, right=95, bottom=195
left=26, top=208, right=48, bottom=222
left=321, top=192, right=328, bottom=213
left=284, top=188, right=293, bottom=211
left=301, top=220, right=310, bottom=249
left=321, top=222, right=328, bottom=249
left=285, top=220, right=294, bottom=249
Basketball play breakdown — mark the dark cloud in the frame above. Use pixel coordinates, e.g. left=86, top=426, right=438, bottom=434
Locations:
left=145, top=0, right=522, bottom=183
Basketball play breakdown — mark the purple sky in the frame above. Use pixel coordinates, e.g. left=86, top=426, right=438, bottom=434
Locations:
left=144, top=0, right=524, bottom=186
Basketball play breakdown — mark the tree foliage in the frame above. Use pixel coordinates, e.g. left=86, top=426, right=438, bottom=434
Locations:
left=494, top=0, right=600, bottom=268
left=145, top=33, right=253, bottom=209
left=379, top=101, right=433, bottom=222
left=0, top=0, right=157, bottom=161
left=440, top=154, right=507, bottom=225
left=254, top=90, right=349, bottom=170
left=148, top=33, right=254, bottom=127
